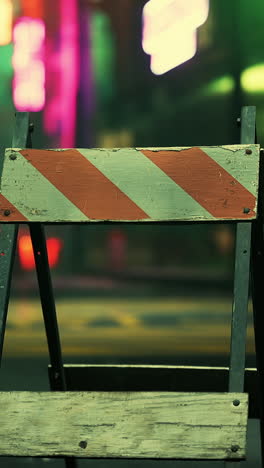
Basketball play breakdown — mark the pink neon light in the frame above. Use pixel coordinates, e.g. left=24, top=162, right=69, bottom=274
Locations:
left=59, top=0, right=79, bottom=147
left=13, top=17, right=45, bottom=111
left=13, top=18, right=45, bottom=48
left=142, top=0, right=209, bottom=74
left=44, top=0, right=79, bottom=148
left=13, top=82, right=45, bottom=111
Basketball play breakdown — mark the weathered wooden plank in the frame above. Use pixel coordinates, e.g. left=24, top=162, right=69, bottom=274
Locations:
left=0, top=145, right=260, bottom=222
left=54, top=364, right=258, bottom=419
left=0, top=391, right=248, bottom=459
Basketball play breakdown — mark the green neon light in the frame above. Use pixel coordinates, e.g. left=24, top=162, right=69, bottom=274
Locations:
left=91, top=12, right=115, bottom=101
left=0, top=43, right=13, bottom=75
left=0, top=44, right=13, bottom=105
left=241, top=63, right=264, bottom=93
left=157, top=75, right=235, bottom=112
left=205, top=75, right=235, bottom=95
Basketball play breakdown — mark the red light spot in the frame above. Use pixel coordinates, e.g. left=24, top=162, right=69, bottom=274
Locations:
left=18, top=235, right=34, bottom=270
left=47, top=238, right=62, bottom=268
left=18, top=235, right=62, bottom=270
left=108, top=230, right=127, bottom=271
left=0, top=252, right=5, bottom=256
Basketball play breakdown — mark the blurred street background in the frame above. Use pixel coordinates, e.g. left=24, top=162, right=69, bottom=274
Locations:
left=0, top=0, right=264, bottom=466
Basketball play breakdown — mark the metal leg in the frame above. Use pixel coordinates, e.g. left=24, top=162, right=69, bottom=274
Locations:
left=229, top=107, right=256, bottom=393
left=228, top=221, right=252, bottom=393
left=29, top=223, right=77, bottom=468
left=0, top=225, right=18, bottom=360
left=227, top=221, right=252, bottom=468
left=226, top=106, right=256, bottom=468
left=251, top=215, right=264, bottom=467
left=251, top=110, right=264, bottom=466
left=0, top=112, right=30, bottom=363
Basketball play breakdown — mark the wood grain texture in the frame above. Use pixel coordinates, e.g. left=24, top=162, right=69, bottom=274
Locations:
left=0, top=391, right=248, bottom=459
left=1, top=144, right=260, bottom=222
left=56, top=364, right=258, bottom=419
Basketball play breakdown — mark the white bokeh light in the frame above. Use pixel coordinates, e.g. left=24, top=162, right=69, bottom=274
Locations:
left=142, top=0, right=209, bottom=75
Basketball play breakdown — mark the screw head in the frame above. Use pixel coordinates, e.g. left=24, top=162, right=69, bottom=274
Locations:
left=9, top=153, right=17, bottom=160
left=236, top=117, right=241, bottom=127
left=79, top=441, right=87, bottom=449
left=29, top=122, right=34, bottom=133
left=233, top=399, right=240, bottom=406
left=245, top=148, right=252, bottom=155
left=231, top=445, right=239, bottom=453
left=4, top=210, right=10, bottom=217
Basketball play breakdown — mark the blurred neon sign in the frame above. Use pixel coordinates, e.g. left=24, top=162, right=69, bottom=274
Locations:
left=12, top=17, right=45, bottom=111
left=142, top=0, right=209, bottom=75
left=44, top=0, right=79, bottom=148
left=0, top=0, right=13, bottom=45
left=21, top=0, right=43, bottom=18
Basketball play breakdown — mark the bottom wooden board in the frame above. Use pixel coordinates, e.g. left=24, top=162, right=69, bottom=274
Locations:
left=51, top=365, right=258, bottom=418
left=0, top=392, right=248, bottom=459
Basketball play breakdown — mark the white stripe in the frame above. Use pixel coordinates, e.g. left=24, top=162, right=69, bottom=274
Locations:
left=2, top=150, right=89, bottom=222
left=203, top=145, right=259, bottom=196
left=78, top=148, right=214, bottom=220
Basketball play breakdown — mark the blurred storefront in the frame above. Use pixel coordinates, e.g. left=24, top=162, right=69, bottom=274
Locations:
left=0, top=0, right=262, bottom=361
left=1, top=0, right=246, bottom=280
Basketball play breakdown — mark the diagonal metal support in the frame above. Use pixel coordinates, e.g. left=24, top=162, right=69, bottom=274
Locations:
left=29, top=224, right=66, bottom=391
left=29, top=226, right=76, bottom=463
left=29, top=224, right=77, bottom=468
left=0, top=112, right=30, bottom=363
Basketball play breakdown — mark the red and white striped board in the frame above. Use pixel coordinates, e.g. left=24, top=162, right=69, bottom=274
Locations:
left=0, top=145, right=260, bottom=222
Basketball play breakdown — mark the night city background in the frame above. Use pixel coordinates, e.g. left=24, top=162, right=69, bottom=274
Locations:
left=0, top=0, right=263, bottom=466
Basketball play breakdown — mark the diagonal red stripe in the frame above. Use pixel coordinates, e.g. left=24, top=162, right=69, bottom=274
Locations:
left=20, top=149, right=149, bottom=220
left=0, top=194, right=28, bottom=221
left=142, top=148, right=256, bottom=219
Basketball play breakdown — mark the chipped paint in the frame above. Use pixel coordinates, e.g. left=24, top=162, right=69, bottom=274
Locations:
left=1, top=145, right=260, bottom=222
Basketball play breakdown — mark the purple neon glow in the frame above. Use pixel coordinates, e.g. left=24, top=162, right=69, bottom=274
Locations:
left=44, top=0, right=79, bottom=148
left=142, top=0, right=209, bottom=74
left=13, top=17, right=45, bottom=111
